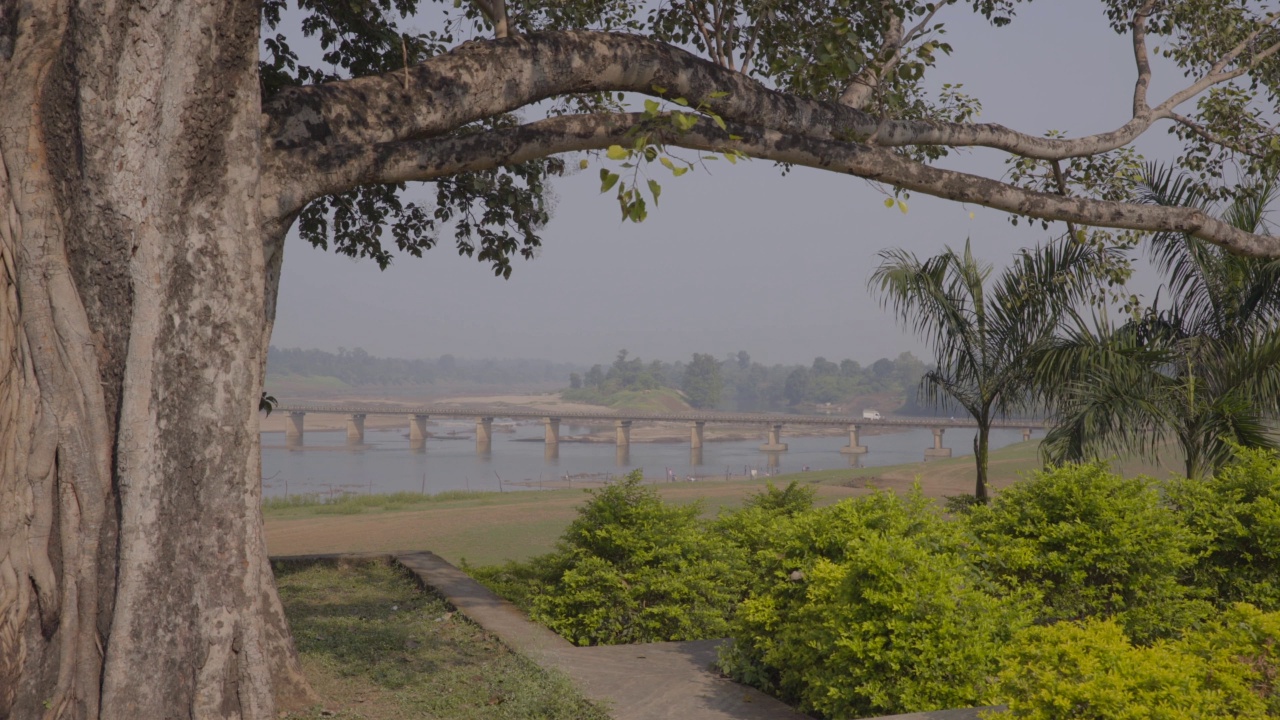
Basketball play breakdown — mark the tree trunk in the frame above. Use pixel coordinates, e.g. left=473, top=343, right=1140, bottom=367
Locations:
left=0, top=2, right=311, bottom=717
left=973, top=422, right=991, bottom=503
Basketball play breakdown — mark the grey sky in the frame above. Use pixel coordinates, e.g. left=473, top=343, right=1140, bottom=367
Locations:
left=270, top=3, right=1189, bottom=367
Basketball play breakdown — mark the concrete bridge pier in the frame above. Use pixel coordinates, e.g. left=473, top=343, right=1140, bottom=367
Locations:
left=544, top=417, right=561, bottom=446
left=1022, top=427, right=1033, bottom=442
left=476, top=417, right=493, bottom=454
left=615, top=420, right=632, bottom=448
left=686, top=417, right=706, bottom=445
left=545, top=443, right=560, bottom=463
left=759, top=423, right=788, bottom=452
left=616, top=446, right=630, bottom=467
left=286, top=411, right=305, bottom=448
left=841, top=424, right=868, bottom=455
left=924, top=427, right=952, bottom=460
left=346, top=414, right=366, bottom=445
left=409, top=414, right=429, bottom=450
left=690, top=447, right=704, bottom=467
left=766, top=452, right=782, bottom=470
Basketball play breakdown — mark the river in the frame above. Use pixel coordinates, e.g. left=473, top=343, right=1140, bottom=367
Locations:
left=260, top=419, right=1026, bottom=498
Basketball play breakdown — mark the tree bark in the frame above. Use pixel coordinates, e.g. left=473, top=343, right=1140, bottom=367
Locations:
left=0, top=1, right=309, bottom=717
left=974, top=422, right=991, bottom=503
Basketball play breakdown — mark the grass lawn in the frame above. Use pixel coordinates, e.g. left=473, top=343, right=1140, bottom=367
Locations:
left=276, top=558, right=608, bottom=720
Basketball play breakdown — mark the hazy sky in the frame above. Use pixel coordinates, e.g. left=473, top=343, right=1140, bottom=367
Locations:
left=270, top=3, right=1191, bottom=367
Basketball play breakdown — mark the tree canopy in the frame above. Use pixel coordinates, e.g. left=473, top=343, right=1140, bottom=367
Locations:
left=259, top=0, right=1280, bottom=274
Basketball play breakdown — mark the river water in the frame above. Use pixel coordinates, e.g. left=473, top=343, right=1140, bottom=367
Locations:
left=260, top=419, right=1027, bottom=498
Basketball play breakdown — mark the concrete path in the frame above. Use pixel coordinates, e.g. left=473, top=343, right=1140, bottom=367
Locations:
left=394, top=551, right=994, bottom=720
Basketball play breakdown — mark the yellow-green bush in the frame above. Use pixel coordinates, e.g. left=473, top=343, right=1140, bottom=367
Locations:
left=966, top=463, right=1207, bottom=641
left=519, top=471, right=743, bottom=645
left=991, top=604, right=1280, bottom=719
left=721, top=489, right=1030, bottom=718
left=1167, top=446, right=1280, bottom=610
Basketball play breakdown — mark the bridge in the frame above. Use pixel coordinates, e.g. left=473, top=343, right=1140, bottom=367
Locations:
left=273, top=403, right=1048, bottom=461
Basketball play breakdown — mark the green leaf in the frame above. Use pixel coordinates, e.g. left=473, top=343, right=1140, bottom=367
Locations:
left=651, top=85, right=667, bottom=95
left=606, top=145, right=629, bottom=161
left=672, top=97, right=689, bottom=106
left=723, top=152, right=737, bottom=164
left=644, top=98, right=660, bottom=115
left=647, top=179, right=661, bottom=205
left=708, top=90, right=730, bottom=99
left=600, top=170, right=620, bottom=193
left=711, top=113, right=727, bottom=131
left=660, top=157, right=675, bottom=171
left=579, top=159, right=589, bottom=170
left=672, top=166, right=689, bottom=177
left=884, top=198, right=896, bottom=208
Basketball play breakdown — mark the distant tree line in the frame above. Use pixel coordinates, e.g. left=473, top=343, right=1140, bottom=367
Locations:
left=564, top=348, right=939, bottom=413
left=266, top=345, right=585, bottom=386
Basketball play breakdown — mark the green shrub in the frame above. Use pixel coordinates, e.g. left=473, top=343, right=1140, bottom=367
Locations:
left=521, top=471, right=742, bottom=646
left=991, top=604, right=1280, bottom=719
left=743, top=480, right=817, bottom=514
left=966, top=463, right=1207, bottom=641
left=711, top=481, right=815, bottom=566
left=1167, top=446, right=1280, bottom=610
left=722, top=489, right=1030, bottom=718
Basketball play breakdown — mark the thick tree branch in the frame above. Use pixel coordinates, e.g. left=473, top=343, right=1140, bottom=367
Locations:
left=259, top=31, right=1225, bottom=166
left=264, top=114, right=645, bottom=219
left=265, top=112, right=1280, bottom=258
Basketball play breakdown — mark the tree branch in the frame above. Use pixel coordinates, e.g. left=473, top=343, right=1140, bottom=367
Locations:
left=471, top=0, right=508, bottom=39
left=1131, top=0, right=1155, bottom=114
left=684, top=1, right=723, bottom=68
left=840, top=2, right=943, bottom=110
left=840, top=8, right=903, bottom=110
left=1169, top=111, right=1269, bottom=160
left=264, top=112, right=1280, bottom=258
left=261, top=30, right=1259, bottom=167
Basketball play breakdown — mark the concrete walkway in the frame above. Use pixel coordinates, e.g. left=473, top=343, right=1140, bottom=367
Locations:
left=394, top=551, right=994, bottom=720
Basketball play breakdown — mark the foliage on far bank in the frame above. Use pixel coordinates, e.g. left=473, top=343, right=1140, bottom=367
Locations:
left=564, top=347, right=935, bottom=414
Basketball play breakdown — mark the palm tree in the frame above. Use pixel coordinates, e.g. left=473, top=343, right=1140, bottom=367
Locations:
left=1036, top=165, right=1280, bottom=479
left=871, top=237, right=1116, bottom=501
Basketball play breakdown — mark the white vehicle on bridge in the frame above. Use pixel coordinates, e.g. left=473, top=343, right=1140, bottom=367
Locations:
left=862, top=409, right=882, bottom=420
